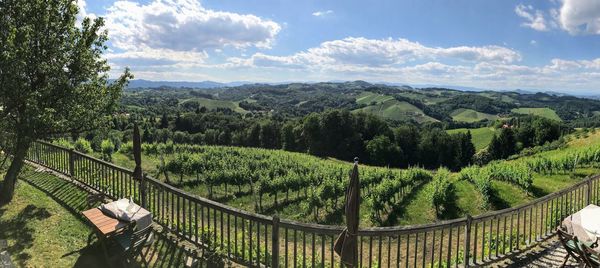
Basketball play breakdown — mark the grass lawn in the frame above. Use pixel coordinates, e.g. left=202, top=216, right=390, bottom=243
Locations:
left=180, top=97, right=247, bottom=114
left=447, top=127, right=500, bottom=151
left=512, top=107, right=562, bottom=121
left=0, top=165, right=192, bottom=267
left=0, top=167, right=100, bottom=267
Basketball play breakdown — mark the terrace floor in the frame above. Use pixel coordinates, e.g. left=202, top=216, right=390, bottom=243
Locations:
left=0, top=165, right=198, bottom=267
left=497, top=240, right=577, bottom=267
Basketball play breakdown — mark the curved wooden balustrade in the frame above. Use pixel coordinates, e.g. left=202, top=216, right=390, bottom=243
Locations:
left=25, top=140, right=600, bottom=267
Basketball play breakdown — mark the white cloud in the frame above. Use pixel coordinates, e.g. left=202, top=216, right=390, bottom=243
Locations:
left=530, top=40, right=537, bottom=45
left=232, top=37, right=521, bottom=69
left=211, top=36, right=600, bottom=92
left=76, top=0, right=96, bottom=25
left=515, top=4, right=549, bottom=31
left=106, top=49, right=208, bottom=67
left=312, top=10, right=334, bottom=17
left=515, top=1, right=600, bottom=35
left=104, top=0, right=281, bottom=58
left=559, top=0, right=600, bottom=35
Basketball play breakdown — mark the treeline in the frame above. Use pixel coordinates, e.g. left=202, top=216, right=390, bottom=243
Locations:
left=476, top=116, right=567, bottom=164
left=131, top=109, right=476, bottom=170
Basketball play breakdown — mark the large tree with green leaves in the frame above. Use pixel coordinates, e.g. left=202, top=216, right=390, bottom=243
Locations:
left=0, top=0, right=132, bottom=204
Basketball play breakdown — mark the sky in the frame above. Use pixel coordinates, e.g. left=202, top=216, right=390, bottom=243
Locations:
left=81, top=0, right=600, bottom=93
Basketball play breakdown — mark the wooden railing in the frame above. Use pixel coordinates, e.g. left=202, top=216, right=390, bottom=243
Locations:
left=24, top=140, right=600, bottom=267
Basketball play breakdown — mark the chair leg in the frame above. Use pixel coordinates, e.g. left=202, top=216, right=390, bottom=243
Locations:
left=561, top=254, right=570, bottom=268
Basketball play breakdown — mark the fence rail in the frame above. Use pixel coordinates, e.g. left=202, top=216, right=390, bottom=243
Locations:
left=24, top=140, right=600, bottom=267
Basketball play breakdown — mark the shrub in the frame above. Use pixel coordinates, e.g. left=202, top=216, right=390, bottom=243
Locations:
left=74, top=138, right=92, bottom=154
left=53, top=138, right=73, bottom=149
left=100, top=139, right=114, bottom=162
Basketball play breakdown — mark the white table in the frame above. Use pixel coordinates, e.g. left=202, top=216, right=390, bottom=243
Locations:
left=563, top=204, right=600, bottom=243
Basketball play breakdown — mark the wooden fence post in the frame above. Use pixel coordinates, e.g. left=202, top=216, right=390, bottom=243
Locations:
left=587, top=179, right=592, bottom=205
left=140, top=174, right=147, bottom=208
left=464, top=215, right=473, bottom=268
left=68, top=149, right=75, bottom=177
left=272, top=215, right=280, bottom=268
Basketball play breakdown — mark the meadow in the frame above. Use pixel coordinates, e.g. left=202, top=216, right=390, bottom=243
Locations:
left=511, top=107, right=562, bottom=121
left=447, top=127, right=500, bottom=151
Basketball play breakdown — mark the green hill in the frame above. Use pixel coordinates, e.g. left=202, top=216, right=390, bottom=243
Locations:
left=447, top=127, right=500, bottom=151
left=512, top=107, right=561, bottom=121
left=180, top=97, right=247, bottom=113
left=355, top=92, right=437, bottom=123
left=450, top=108, right=499, bottom=123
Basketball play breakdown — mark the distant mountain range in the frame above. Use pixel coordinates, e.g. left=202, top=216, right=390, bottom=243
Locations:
left=123, top=79, right=598, bottom=98
left=125, top=79, right=250, bottom=89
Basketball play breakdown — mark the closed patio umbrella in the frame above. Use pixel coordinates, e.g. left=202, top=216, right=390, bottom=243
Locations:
left=133, top=123, right=145, bottom=206
left=334, top=157, right=360, bottom=267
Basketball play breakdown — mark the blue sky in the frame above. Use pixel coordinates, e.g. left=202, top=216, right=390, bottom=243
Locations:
left=82, top=0, right=600, bottom=93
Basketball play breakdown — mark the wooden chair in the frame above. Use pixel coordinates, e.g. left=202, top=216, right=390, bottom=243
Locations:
left=107, top=222, right=153, bottom=267
left=86, top=193, right=106, bottom=208
left=557, top=227, right=587, bottom=267
left=580, top=242, right=600, bottom=268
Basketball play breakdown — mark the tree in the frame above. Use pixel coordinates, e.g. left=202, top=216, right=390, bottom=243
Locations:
left=280, top=122, right=297, bottom=151
left=488, top=128, right=516, bottom=160
left=0, top=0, right=132, bottom=204
left=459, top=131, right=476, bottom=166
left=365, top=135, right=402, bottom=166
left=159, top=113, right=169, bottom=129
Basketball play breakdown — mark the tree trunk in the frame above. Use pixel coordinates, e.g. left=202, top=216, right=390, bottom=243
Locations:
left=0, top=139, right=30, bottom=205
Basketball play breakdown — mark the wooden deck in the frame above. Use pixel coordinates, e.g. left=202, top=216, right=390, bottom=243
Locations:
left=492, top=237, right=580, bottom=267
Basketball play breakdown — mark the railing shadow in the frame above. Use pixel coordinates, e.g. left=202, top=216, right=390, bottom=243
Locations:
left=17, top=166, right=199, bottom=268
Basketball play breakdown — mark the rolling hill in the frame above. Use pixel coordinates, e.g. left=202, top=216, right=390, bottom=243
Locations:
left=354, top=92, right=438, bottom=123
left=124, top=81, right=600, bottom=124
left=450, top=108, right=499, bottom=123
left=511, top=107, right=561, bottom=121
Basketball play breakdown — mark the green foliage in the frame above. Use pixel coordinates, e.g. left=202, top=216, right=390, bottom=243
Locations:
left=426, top=168, right=453, bottom=217
left=365, top=135, right=402, bottom=166
left=488, top=128, right=517, bottom=160
left=486, top=162, right=533, bottom=192
left=459, top=166, right=492, bottom=208
left=154, top=143, right=433, bottom=223
left=367, top=168, right=432, bottom=224
left=100, top=139, right=114, bottom=162
left=0, top=0, right=131, bottom=203
left=74, top=138, right=92, bottom=154
left=53, top=138, right=74, bottom=149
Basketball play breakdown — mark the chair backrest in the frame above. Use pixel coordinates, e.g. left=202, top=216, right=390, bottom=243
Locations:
left=86, top=193, right=105, bottom=208
left=579, top=242, right=600, bottom=268
left=557, top=227, right=584, bottom=262
left=129, top=224, right=153, bottom=255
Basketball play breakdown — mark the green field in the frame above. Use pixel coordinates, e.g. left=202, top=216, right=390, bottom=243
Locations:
left=450, top=108, right=499, bottom=123
left=180, top=97, right=247, bottom=113
left=447, top=127, right=500, bottom=151
left=355, top=92, right=395, bottom=105
left=355, top=92, right=438, bottom=123
left=512, top=107, right=561, bottom=121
